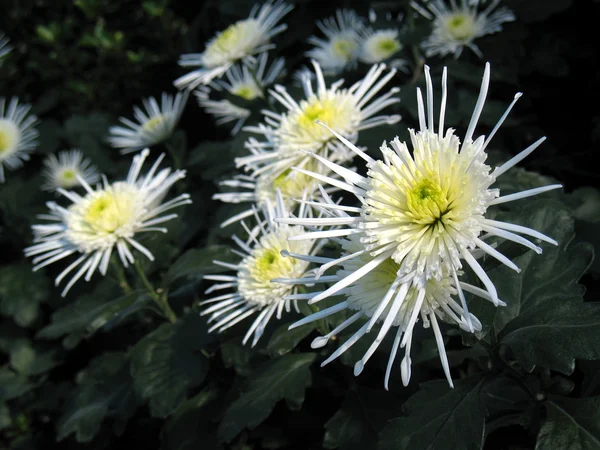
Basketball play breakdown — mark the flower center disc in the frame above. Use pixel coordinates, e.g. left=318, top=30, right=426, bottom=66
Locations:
left=142, top=115, right=166, bottom=133
left=0, top=119, right=20, bottom=158
left=82, top=188, right=139, bottom=234
left=446, top=13, right=476, bottom=41
left=407, top=178, right=450, bottom=225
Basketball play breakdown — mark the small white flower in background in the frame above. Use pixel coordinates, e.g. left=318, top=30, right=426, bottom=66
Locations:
left=275, top=64, right=560, bottom=383
left=239, top=60, right=401, bottom=177
left=286, top=233, right=503, bottom=389
left=174, top=0, right=293, bottom=90
left=42, top=150, right=100, bottom=192
left=359, top=9, right=407, bottom=68
left=359, top=29, right=405, bottom=66
left=25, top=150, right=191, bottom=296
left=214, top=158, right=341, bottom=227
left=0, top=97, right=39, bottom=183
left=411, top=0, right=515, bottom=58
left=306, top=9, right=366, bottom=75
left=0, top=32, right=12, bottom=63
left=108, top=91, right=188, bottom=154
left=201, top=191, right=323, bottom=346
left=195, top=53, right=285, bottom=135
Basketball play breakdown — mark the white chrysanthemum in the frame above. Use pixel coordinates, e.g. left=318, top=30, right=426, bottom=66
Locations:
left=306, top=9, right=366, bottom=75
left=239, top=61, right=401, bottom=177
left=214, top=156, right=341, bottom=227
left=412, top=0, right=515, bottom=58
left=108, top=91, right=188, bottom=154
left=276, top=63, right=560, bottom=329
left=0, top=97, right=39, bottom=183
left=42, top=150, right=100, bottom=192
left=201, top=191, right=322, bottom=346
left=174, top=1, right=293, bottom=90
left=359, top=29, right=405, bottom=65
left=195, top=53, right=285, bottom=134
left=286, top=233, right=504, bottom=388
left=25, top=150, right=191, bottom=296
left=0, top=32, right=12, bottom=63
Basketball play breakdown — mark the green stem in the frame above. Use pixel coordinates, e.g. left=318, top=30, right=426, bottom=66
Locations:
left=111, top=259, right=132, bottom=294
left=133, top=261, right=177, bottom=323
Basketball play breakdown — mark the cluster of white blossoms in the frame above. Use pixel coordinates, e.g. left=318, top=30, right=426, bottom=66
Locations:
left=194, top=53, right=286, bottom=134
left=42, top=150, right=100, bottom=192
left=25, top=150, right=191, bottom=296
left=201, top=191, right=323, bottom=346
left=214, top=60, right=401, bottom=227
left=306, top=8, right=407, bottom=75
left=108, top=91, right=189, bottom=154
left=0, top=97, right=39, bottom=183
left=412, top=0, right=515, bottom=58
left=274, top=63, right=559, bottom=387
left=174, top=0, right=293, bottom=90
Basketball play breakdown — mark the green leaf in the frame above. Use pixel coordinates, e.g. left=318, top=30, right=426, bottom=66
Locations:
left=266, top=322, right=315, bottom=358
left=324, top=388, right=402, bottom=450
left=536, top=396, right=600, bottom=449
left=221, top=338, right=253, bottom=376
left=218, top=352, right=316, bottom=443
left=0, top=368, right=33, bottom=402
left=378, top=374, right=486, bottom=450
left=0, top=264, right=50, bottom=327
left=130, top=313, right=211, bottom=418
left=37, top=291, right=144, bottom=349
left=57, top=352, right=138, bottom=443
left=8, top=339, right=62, bottom=376
left=0, top=402, right=10, bottom=430
left=161, top=391, right=222, bottom=450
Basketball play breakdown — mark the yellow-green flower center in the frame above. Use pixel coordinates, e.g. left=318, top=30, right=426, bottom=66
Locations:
left=376, top=38, right=401, bottom=55
left=407, top=178, right=451, bottom=225
left=62, top=169, right=77, bottom=181
left=296, top=98, right=340, bottom=133
left=446, top=13, right=476, bottom=41
left=82, top=189, right=138, bottom=234
left=332, top=38, right=357, bottom=59
left=232, top=83, right=261, bottom=101
left=0, top=120, right=20, bottom=157
left=203, top=19, right=261, bottom=66
left=250, top=248, right=287, bottom=283
left=142, top=115, right=166, bottom=133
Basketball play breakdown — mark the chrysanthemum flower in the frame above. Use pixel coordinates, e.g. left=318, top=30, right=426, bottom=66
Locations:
left=411, top=0, right=515, bottom=58
left=0, top=32, right=12, bottom=63
left=174, top=1, right=293, bottom=90
left=306, top=9, right=366, bottom=75
left=276, top=63, right=560, bottom=369
left=195, top=53, right=285, bottom=134
left=0, top=97, right=39, bottom=183
left=42, top=150, right=100, bottom=192
left=108, top=91, right=188, bottom=154
left=359, top=29, right=404, bottom=65
left=214, top=157, right=341, bottom=227
left=239, top=61, right=401, bottom=177
left=25, top=150, right=191, bottom=296
left=286, top=232, right=504, bottom=388
left=201, top=191, right=323, bottom=346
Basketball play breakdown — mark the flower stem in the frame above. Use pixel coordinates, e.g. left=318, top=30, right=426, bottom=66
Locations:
left=133, top=261, right=177, bottom=323
left=111, top=259, right=132, bottom=294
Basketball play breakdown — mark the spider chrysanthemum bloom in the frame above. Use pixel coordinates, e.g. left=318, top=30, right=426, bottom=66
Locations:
left=286, top=233, right=503, bottom=388
left=195, top=53, right=285, bottom=134
left=108, top=91, right=188, bottom=154
left=25, top=150, right=191, bottom=296
left=42, top=150, right=100, bottom=192
left=201, top=191, right=322, bottom=346
left=412, top=0, right=515, bottom=58
left=0, top=97, right=39, bottom=183
left=359, top=29, right=405, bottom=66
left=239, top=60, right=401, bottom=176
left=306, top=9, right=366, bottom=75
left=214, top=158, right=340, bottom=227
left=174, top=0, right=293, bottom=90
left=0, top=32, right=12, bottom=63
left=277, top=63, right=560, bottom=322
